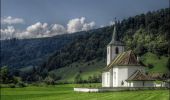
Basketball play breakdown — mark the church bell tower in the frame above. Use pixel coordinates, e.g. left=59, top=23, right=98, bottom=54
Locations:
left=107, top=21, right=124, bottom=65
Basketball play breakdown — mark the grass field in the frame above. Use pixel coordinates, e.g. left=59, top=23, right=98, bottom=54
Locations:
left=1, top=84, right=169, bottom=100
left=141, top=52, right=168, bottom=73
left=50, top=59, right=105, bottom=83
left=47, top=52, right=169, bottom=83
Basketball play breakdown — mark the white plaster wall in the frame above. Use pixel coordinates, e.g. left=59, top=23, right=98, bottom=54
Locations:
left=144, top=81, right=154, bottom=87
left=112, top=66, right=145, bottom=87
left=102, top=72, right=110, bottom=87
left=111, top=46, right=124, bottom=62
left=74, top=88, right=99, bottom=92
left=127, top=66, right=145, bottom=77
left=107, top=45, right=124, bottom=65
left=107, top=46, right=111, bottom=65
left=154, top=82, right=166, bottom=87
left=102, top=73, right=105, bottom=87
left=117, top=67, right=128, bottom=87
left=132, top=81, right=143, bottom=87
left=109, top=69, right=113, bottom=87
left=112, top=68, right=118, bottom=87
left=132, top=81, right=154, bottom=87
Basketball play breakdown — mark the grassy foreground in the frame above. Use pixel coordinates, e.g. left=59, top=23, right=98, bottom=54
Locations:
left=0, top=84, right=169, bottom=100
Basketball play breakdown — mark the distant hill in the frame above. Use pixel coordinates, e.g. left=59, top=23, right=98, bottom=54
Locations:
left=36, top=8, right=169, bottom=83
left=0, top=8, right=169, bottom=83
left=0, top=32, right=87, bottom=68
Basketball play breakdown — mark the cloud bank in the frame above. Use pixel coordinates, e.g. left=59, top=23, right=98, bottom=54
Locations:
left=1, top=17, right=96, bottom=40
left=67, top=17, right=95, bottom=33
left=1, top=16, right=24, bottom=25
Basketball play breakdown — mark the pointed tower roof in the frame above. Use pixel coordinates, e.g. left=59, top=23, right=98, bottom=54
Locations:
left=108, top=20, right=124, bottom=46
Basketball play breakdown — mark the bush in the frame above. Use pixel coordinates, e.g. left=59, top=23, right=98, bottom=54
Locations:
left=44, top=76, right=55, bottom=85
left=16, top=82, right=27, bottom=87
left=9, top=84, right=15, bottom=88
left=0, top=84, right=10, bottom=88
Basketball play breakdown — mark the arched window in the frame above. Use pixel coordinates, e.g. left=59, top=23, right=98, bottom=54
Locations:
left=115, top=47, right=119, bottom=54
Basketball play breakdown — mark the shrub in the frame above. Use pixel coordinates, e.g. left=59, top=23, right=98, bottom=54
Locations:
left=9, top=84, right=15, bottom=88
left=16, top=82, right=27, bottom=87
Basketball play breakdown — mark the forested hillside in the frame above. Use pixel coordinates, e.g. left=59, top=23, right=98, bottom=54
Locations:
left=1, top=8, right=169, bottom=84
left=42, top=8, right=170, bottom=71
left=0, top=32, right=86, bottom=68
left=30, top=8, right=169, bottom=83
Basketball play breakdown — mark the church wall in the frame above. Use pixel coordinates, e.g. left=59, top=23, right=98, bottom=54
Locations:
left=107, top=45, right=124, bottom=66
left=112, top=66, right=145, bottom=87
left=107, top=46, right=111, bottom=65
left=112, top=67, right=118, bottom=87
left=117, top=67, right=128, bottom=87
left=102, top=72, right=110, bottom=87
left=127, top=66, right=145, bottom=77
left=132, top=81, right=154, bottom=87
left=109, top=69, right=113, bottom=87
left=144, top=81, right=155, bottom=87
left=111, top=46, right=124, bottom=62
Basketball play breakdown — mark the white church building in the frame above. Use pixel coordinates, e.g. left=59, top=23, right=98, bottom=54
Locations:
left=102, top=22, right=155, bottom=88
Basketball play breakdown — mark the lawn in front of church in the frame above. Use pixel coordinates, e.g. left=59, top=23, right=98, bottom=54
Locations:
left=0, top=84, right=169, bottom=100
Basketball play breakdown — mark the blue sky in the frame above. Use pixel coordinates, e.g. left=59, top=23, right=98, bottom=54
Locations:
left=1, top=0, right=169, bottom=39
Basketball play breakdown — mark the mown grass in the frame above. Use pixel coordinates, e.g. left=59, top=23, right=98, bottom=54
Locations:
left=141, top=52, right=168, bottom=73
left=50, top=59, right=105, bottom=83
left=48, top=52, right=168, bottom=83
left=1, top=84, right=169, bottom=100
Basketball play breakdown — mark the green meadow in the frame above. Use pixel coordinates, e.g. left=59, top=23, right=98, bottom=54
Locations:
left=0, top=84, right=169, bottom=100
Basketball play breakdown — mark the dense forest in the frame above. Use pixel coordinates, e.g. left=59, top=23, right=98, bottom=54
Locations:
left=1, top=8, right=170, bottom=84
left=0, top=32, right=87, bottom=68
left=41, top=8, right=170, bottom=71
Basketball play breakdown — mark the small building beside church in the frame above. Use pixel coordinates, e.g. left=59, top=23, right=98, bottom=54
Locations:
left=102, top=22, right=155, bottom=87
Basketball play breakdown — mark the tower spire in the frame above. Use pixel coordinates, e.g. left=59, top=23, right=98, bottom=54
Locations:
left=109, top=18, right=118, bottom=45
left=112, top=19, right=117, bottom=42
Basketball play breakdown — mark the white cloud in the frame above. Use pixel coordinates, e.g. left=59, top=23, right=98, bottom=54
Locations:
left=0, top=17, right=96, bottom=40
left=26, top=22, right=50, bottom=37
left=51, top=24, right=66, bottom=35
left=67, top=17, right=95, bottom=33
left=20, top=22, right=66, bottom=39
left=1, top=16, right=24, bottom=25
left=0, top=26, right=16, bottom=40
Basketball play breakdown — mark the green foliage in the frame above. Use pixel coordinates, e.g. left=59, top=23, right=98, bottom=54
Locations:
left=49, top=59, right=105, bottom=83
left=166, top=57, right=170, bottom=71
left=42, top=8, right=169, bottom=74
left=44, top=76, right=55, bottom=85
left=0, top=34, right=80, bottom=68
left=74, top=74, right=83, bottom=83
left=1, top=8, right=169, bottom=83
left=141, top=52, right=169, bottom=73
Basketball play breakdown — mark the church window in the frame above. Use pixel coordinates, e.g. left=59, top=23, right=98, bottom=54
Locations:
left=115, top=47, right=119, bottom=54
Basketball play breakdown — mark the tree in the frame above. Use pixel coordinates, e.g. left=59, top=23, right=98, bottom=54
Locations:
left=0, top=66, right=9, bottom=83
left=167, top=57, right=170, bottom=71
left=44, top=76, right=55, bottom=85
left=74, top=74, right=82, bottom=83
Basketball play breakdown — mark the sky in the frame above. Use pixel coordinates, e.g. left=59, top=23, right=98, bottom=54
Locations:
left=1, top=0, right=169, bottom=39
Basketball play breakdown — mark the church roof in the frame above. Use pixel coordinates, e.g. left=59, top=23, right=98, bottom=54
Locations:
left=106, top=50, right=141, bottom=70
left=126, top=70, right=155, bottom=81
